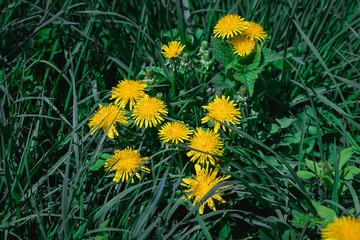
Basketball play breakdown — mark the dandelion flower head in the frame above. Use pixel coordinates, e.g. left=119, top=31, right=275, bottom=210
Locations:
left=213, top=14, right=249, bottom=39
left=242, top=21, right=267, bottom=43
left=104, top=147, right=149, bottom=183
left=88, top=103, right=129, bottom=139
left=158, top=121, right=193, bottom=144
left=321, top=216, right=360, bottom=240
left=132, top=95, right=168, bottom=128
left=110, top=79, right=148, bottom=110
left=186, top=128, right=223, bottom=166
left=230, top=35, right=255, bottom=57
left=162, top=41, right=185, bottom=59
left=181, top=164, right=231, bottom=214
left=202, top=95, right=242, bottom=133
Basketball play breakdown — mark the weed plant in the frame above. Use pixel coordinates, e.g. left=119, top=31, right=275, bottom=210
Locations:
left=1, top=0, right=359, bottom=239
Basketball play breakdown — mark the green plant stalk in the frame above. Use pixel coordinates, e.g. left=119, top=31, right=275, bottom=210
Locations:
left=171, top=62, right=176, bottom=96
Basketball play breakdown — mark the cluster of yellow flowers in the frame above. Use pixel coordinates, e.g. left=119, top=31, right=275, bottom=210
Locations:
left=213, top=13, right=267, bottom=56
left=86, top=13, right=265, bottom=215
left=88, top=74, right=240, bottom=213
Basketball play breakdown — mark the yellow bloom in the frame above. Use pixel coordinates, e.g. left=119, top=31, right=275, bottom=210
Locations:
left=213, top=14, right=249, bottom=39
left=162, top=41, right=185, bottom=59
left=158, top=121, right=193, bottom=144
left=132, top=95, right=168, bottom=128
left=242, top=21, right=267, bottom=43
left=181, top=164, right=231, bottom=214
left=230, top=35, right=255, bottom=57
left=110, top=79, right=148, bottom=110
left=202, top=95, right=242, bottom=133
left=321, top=216, right=360, bottom=240
left=187, top=128, right=223, bottom=166
left=88, top=103, right=129, bottom=139
left=104, top=147, right=149, bottom=183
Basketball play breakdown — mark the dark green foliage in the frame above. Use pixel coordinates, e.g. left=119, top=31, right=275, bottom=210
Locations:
left=1, top=0, right=359, bottom=239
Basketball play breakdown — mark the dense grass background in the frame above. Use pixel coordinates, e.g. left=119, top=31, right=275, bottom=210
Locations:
left=1, top=0, right=359, bottom=239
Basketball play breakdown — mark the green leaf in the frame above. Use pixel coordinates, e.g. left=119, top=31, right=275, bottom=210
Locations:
left=276, top=118, right=297, bottom=129
left=90, top=153, right=112, bottom=171
left=262, top=47, right=282, bottom=63
left=164, top=29, right=179, bottom=38
left=317, top=205, right=336, bottom=225
left=297, top=171, right=316, bottom=179
left=343, top=166, right=360, bottom=180
left=211, top=74, right=235, bottom=96
left=195, top=28, right=204, bottom=39
left=218, top=223, right=231, bottom=240
left=305, top=159, right=320, bottom=175
left=338, top=148, right=353, bottom=170
left=234, top=69, right=258, bottom=96
left=292, top=213, right=320, bottom=229
left=212, top=37, right=237, bottom=69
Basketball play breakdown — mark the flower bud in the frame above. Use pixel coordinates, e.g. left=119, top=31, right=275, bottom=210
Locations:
left=239, top=85, right=247, bottom=96
left=182, top=52, right=189, bottom=62
left=156, top=92, right=164, bottom=100
left=201, top=40, right=208, bottom=49
left=203, top=50, right=210, bottom=61
left=145, top=67, right=154, bottom=78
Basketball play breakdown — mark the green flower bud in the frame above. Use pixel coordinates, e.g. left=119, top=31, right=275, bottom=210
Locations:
left=203, top=50, right=210, bottom=60
left=239, top=85, right=247, bottom=96
left=201, top=40, right=208, bottom=49
left=145, top=67, right=154, bottom=78
left=182, top=52, right=189, bottom=62
left=156, top=92, right=164, bottom=100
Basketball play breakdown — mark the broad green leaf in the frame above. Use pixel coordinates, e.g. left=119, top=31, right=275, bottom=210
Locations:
left=234, top=70, right=258, bottom=96
left=276, top=118, right=297, bottom=129
left=305, top=159, right=320, bottom=175
left=292, top=213, right=320, bottom=229
left=338, top=148, right=353, bottom=170
left=317, top=205, right=336, bottom=225
left=90, top=153, right=112, bottom=171
left=262, top=47, right=282, bottom=63
left=297, top=171, right=316, bottom=179
left=195, top=28, right=204, bottom=39
left=212, top=37, right=237, bottom=69
left=218, top=223, right=231, bottom=240
left=343, top=166, right=360, bottom=180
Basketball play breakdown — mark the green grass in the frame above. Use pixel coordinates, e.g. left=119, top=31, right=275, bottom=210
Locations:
left=1, top=0, right=359, bottom=239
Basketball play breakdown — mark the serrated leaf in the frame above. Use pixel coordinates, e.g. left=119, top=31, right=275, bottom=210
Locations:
left=338, top=148, right=353, bottom=170
left=212, top=37, right=237, bottom=69
left=343, top=166, right=360, bottom=180
left=234, top=70, right=258, bottom=96
left=292, top=213, right=310, bottom=228
left=297, top=171, right=316, bottom=179
left=247, top=46, right=262, bottom=69
left=317, top=206, right=336, bottom=224
left=305, top=159, right=320, bottom=175
left=276, top=118, right=297, bottom=128
left=262, top=47, right=282, bottom=63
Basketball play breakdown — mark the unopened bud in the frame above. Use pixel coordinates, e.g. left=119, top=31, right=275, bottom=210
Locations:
left=239, top=85, right=247, bottom=96
left=156, top=92, right=164, bottom=100
left=145, top=67, right=154, bottom=78
left=182, top=52, right=189, bottom=62
left=201, top=40, right=208, bottom=49
left=203, top=50, right=210, bottom=61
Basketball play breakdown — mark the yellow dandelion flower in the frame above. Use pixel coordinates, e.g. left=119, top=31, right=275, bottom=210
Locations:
left=104, top=147, right=150, bottom=183
left=213, top=14, right=249, bottom=39
left=201, top=95, right=242, bottom=133
left=321, top=216, right=360, bottom=240
left=161, top=41, right=185, bottom=59
left=132, top=95, right=168, bottom=128
left=242, top=21, right=267, bottom=43
left=158, top=121, right=193, bottom=144
left=88, top=103, right=129, bottom=139
left=110, top=79, right=148, bottom=110
left=187, top=128, right=223, bottom=166
left=181, top=164, right=231, bottom=214
left=230, top=35, right=255, bottom=57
